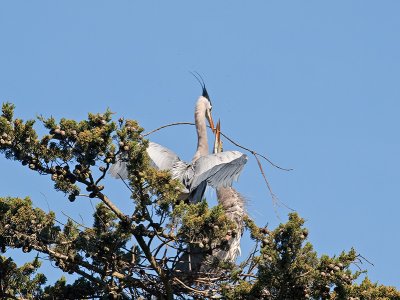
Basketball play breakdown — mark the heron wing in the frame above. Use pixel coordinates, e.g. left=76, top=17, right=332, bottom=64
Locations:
left=109, top=141, right=181, bottom=180
left=109, top=159, right=129, bottom=179
left=189, top=151, right=247, bottom=191
left=147, top=141, right=181, bottom=171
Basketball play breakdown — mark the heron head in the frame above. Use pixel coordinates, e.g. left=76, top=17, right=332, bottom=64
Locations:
left=191, top=71, right=215, bottom=132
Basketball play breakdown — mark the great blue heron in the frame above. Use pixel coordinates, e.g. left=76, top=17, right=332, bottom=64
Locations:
left=109, top=80, right=247, bottom=203
left=213, top=120, right=245, bottom=263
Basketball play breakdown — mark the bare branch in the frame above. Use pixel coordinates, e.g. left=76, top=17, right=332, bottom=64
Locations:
left=357, top=254, right=375, bottom=267
left=253, top=153, right=294, bottom=211
left=142, top=121, right=293, bottom=171
left=61, top=211, right=91, bottom=230
left=97, top=192, right=128, bottom=221
left=173, top=277, right=209, bottom=296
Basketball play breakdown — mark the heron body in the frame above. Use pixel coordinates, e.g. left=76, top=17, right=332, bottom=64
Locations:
left=212, top=121, right=246, bottom=262
left=215, top=186, right=245, bottom=262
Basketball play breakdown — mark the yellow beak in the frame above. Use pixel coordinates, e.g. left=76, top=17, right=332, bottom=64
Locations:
left=213, top=120, right=223, bottom=153
left=206, top=108, right=215, bottom=133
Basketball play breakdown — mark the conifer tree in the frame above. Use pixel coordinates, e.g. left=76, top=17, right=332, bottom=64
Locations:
left=0, top=103, right=399, bottom=299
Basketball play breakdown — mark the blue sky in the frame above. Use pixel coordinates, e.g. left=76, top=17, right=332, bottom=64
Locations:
left=1, top=1, right=399, bottom=288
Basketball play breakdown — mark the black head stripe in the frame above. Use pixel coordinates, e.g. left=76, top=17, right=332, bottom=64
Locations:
left=202, top=86, right=210, bottom=103
left=190, top=71, right=212, bottom=105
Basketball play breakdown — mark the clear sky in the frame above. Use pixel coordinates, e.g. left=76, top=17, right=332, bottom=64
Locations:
left=0, top=1, right=399, bottom=288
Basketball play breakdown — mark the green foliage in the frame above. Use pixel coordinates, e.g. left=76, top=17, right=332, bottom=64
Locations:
left=0, top=102, right=399, bottom=299
left=172, top=200, right=236, bottom=249
left=42, top=276, right=97, bottom=299
left=0, top=197, right=59, bottom=253
left=0, top=255, right=46, bottom=299
left=223, top=213, right=399, bottom=300
left=343, top=277, right=400, bottom=300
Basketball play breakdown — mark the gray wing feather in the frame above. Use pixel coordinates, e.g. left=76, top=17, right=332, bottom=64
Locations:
left=147, top=142, right=181, bottom=171
left=109, top=159, right=129, bottom=179
left=109, top=142, right=181, bottom=180
left=189, top=151, right=247, bottom=191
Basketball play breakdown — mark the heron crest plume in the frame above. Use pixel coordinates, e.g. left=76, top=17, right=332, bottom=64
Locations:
left=190, top=71, right=211, bottom=104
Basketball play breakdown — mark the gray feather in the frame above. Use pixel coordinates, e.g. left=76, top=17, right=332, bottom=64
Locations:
left=146, top=142, right=181, bottom=171
left=109, top=159, right=129, bottom=179
left=109, top=142, right=180, bottom=180
left=189, top=151, right=247, bottom=190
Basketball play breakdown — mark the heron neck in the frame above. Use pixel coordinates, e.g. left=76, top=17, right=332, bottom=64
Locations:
left=192, top=99, right=208, bottom=162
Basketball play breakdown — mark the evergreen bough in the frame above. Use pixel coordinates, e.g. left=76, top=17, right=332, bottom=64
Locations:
left=0, top=103, right=398, bottom=299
